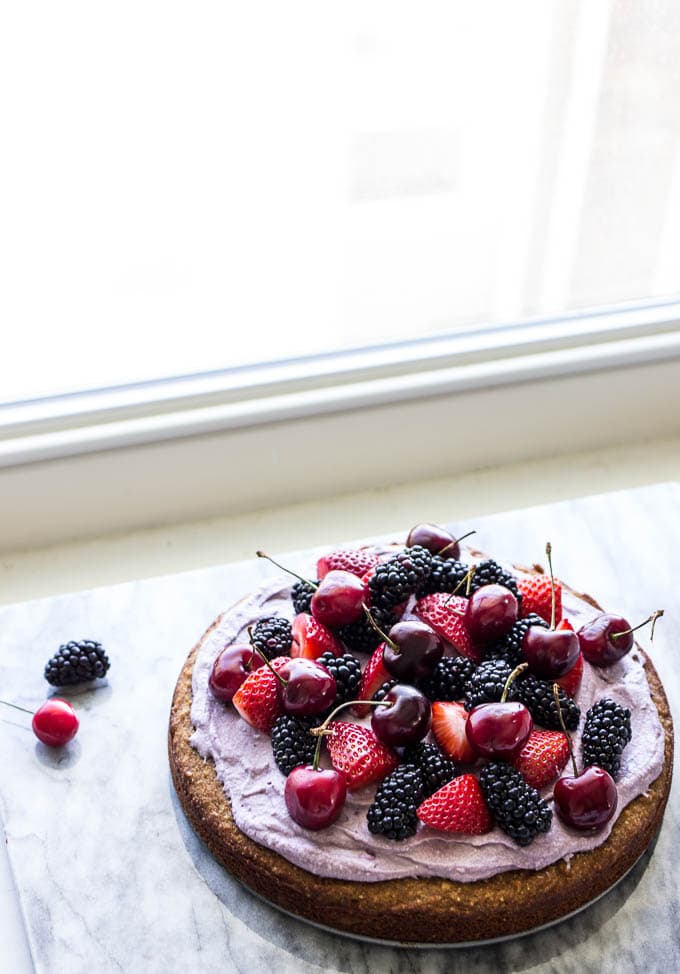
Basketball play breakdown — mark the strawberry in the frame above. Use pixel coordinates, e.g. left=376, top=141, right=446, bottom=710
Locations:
left=232, top=656, right=290, bottom=733
left=417, top=774, right=492, bottom=835
left=325, top=720, right=398, bottom=790
left=317, top=548, right=380, bottom=580
left=512, top=729, right=570, bottom=789
left=352, top=644, right=391, bottom=716
left=431, top=701, right=476, bottom=763
left=517, top=574, right=562, bottom=625
left=556, top=648, right=584, bottom=698
left=414, top=593, right=479, bottom=661
left=291, top=613, right=344, bottom=660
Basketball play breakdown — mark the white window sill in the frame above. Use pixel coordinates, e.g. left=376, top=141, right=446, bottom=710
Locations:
left=1, top=300, right=680, bottom=551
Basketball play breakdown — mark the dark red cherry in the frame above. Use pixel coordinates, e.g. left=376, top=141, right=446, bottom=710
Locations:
left=209, top=644, right=255, bottom=703
left=279, top=658, right=337, bottom=715
left=522, top=626, right=580, bottom=678
left=554, top=766, right=618, bottom=830
left=465, top=701, right=533, bottom=760
left=284, top=766, right=347, bottom=829
left=32, top=699, right=80, bottom=747
left=371, top=684, right=432, bottom=747
left=577, top=614, right=632, bottom=667
left=310, top=570, right=367, bottom=627
left=465, top=584, right=518, bottom=643
left=406, top=522, right=459, bottom=559
left=382, top=620, right=444, bottom=681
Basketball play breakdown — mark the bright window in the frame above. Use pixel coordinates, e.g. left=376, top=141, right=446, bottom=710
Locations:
left=2, top=1, right=680, bottom=405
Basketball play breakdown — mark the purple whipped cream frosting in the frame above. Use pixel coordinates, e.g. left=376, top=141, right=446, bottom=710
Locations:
left=190, top=553, right=665, bottom=883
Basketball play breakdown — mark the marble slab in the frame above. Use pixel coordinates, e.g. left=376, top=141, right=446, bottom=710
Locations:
left=0, top=483, right=679, bottom=973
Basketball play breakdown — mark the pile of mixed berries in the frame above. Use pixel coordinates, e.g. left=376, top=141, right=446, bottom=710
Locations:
left=208, top=523, right=660, bottom=844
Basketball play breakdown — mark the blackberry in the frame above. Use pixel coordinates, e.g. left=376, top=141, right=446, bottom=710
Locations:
left=250, top=616, right=293, bottom=661
left=44, top=639, right=110, bottom=686
left=337, top=605, right=397, bottom=655
left=416, top=556, right=472, bottom=598
left=372, top=679, right=397, bottom=703
left=516, top=674, right=580, bottom=731
left=291, top=579, right=316, bottom=614
left=468, top=559, right=522, bottom=603
left=402, top=742, right=458, bottom=797
left=464, top=659, right=515, bottom=711
left=420, top=656, right=477, bottom=703
left=316, top=652, right=362, bottom=705
left=582, top=698, right=632, bottom=778
left=369, top=546, right=433, bottom=611
left=485, top=614, right=549, bottom=666
left=271, top=714, right=317, bottom=776
left=479, top=762, right=552, bottom=846
left=367, top=764, right=424, bottom=840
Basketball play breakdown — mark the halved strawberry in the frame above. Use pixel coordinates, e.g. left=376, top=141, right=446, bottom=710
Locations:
left=431, top=701, right=476, bottom=763
left=317, top=548, right=380, bottom=580
left=291, top=613, right=344, bottom=660
left=512, top=729, right=570, bottom=789
left=417, top=774, right=492, bottom=835
left=325, top=720, right=398, bottom=790
left=414, top=593, right=479, bottom=661
left=555, top=648, right=584, bottom=698
left=232, top=656, right=290, bottom=733
left=517, top=574, right=562, bottom=625
left=352, top=644, right=391, bottom=716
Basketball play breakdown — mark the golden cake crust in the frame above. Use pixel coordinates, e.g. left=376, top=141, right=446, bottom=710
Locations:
left=168, top=605, right=673, bottom=945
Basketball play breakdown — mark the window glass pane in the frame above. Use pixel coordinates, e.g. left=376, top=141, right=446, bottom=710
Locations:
left=2, top=1, right=680, bottom=403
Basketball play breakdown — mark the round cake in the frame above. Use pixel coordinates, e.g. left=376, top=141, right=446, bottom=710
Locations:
left=169, top=538, right=673, bottom=945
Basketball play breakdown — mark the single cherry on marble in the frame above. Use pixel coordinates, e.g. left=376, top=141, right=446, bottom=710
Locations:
left=371, top=684, right=432, bottom=747
left=465, top=584, right=518, bottom=643
left=32, top=699, right=80, bottom=747
left=381, top=620, right=444, bottom=682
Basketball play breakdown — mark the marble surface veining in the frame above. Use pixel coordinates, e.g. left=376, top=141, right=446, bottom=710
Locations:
left=0, top=483, right=679, bottom=973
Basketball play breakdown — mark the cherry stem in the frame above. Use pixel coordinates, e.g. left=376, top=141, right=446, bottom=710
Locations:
left=0, top=700, right=34, bottom=716
left=309, top=698, right=389, bottom=770
left=361, top=604, right=397, bottom=651
left=256, top=551, right=317, bottom=590
left=438, top=529, right=477, bottom=557
left=545, top=541, right=557, bottom=631
left=444, top=565, right=476, bottom=608
left=246, top=627, right=287, bottom=687
left=553, top=683, right=578, bottom=777
left=610, top=609, right=664, bottom=642
left=500, top=662, right=529, bottom=704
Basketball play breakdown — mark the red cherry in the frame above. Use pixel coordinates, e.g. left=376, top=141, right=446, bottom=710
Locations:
left=209, top=645, right=255, bottom=702
left=522, top=626, right=580, bottom=678
left=554, top=766, right=618, bottom=830
left=279, top=658, right=337, bottom=716
left=465, top=701, right=533, bottom=760
left=382, top=620, right=444, bottom=681
left=465, top=584, right=518, bottom=643
left=32, top=699, right=79, bottom=747
left=284, top=765, right=347, bottom=829
left=310, top=570, right=367, bottom=627
left=577, top=614, right=633, bottom=666
left=371, top=684, right=432, bottom=747
left=406, top=522, right=459, bottom=559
